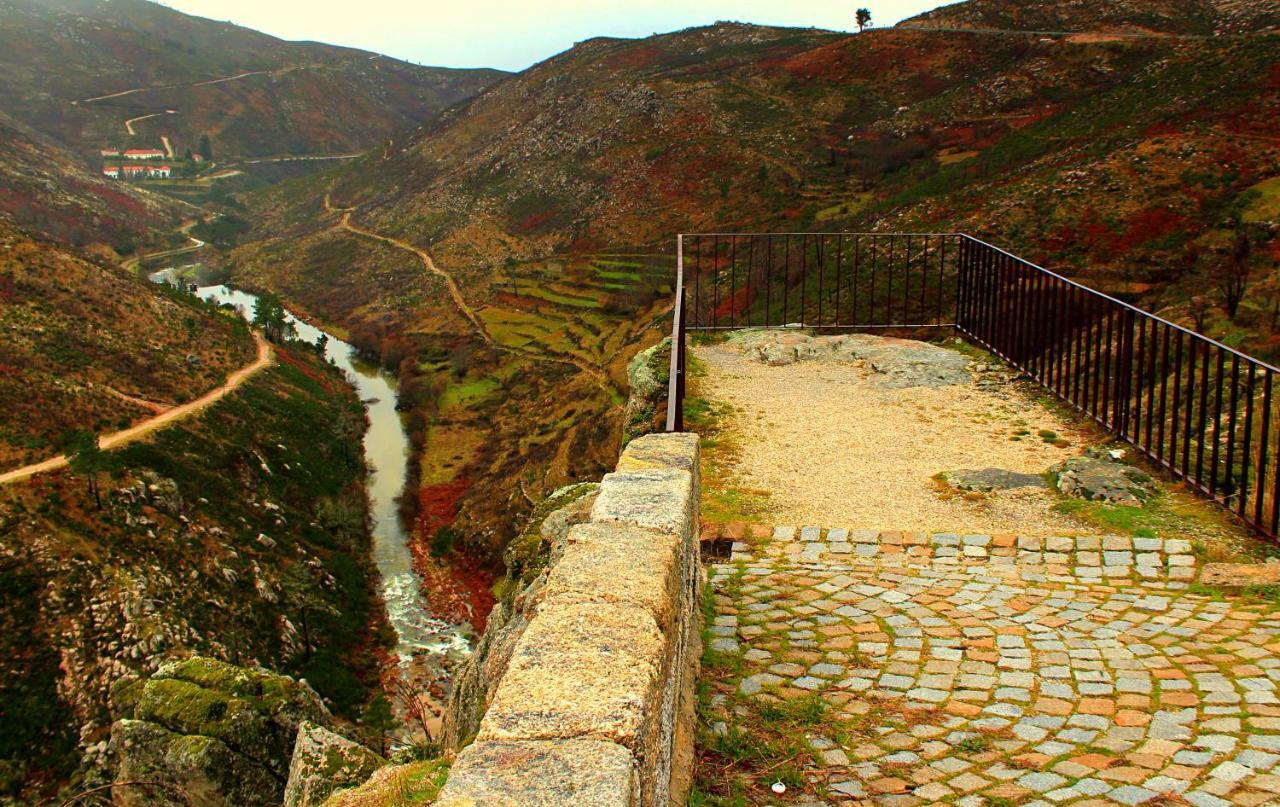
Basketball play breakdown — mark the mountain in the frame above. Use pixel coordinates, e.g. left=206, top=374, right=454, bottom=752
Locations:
left=244, top=17, right=1279, bottom=284
left=898, top=0, right=1280, bottom=35
left=0, top=0, right=505, bottom=159
left=229, top=7, right=1279, bottom=559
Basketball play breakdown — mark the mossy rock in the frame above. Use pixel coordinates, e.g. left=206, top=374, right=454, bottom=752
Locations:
left=111, top=719, right=282, bottom=807
left=319, top=760, right=451, bottom=807
left=284, top=721, right=384, bottom=807
left=113, top=657, right=334, bottom=805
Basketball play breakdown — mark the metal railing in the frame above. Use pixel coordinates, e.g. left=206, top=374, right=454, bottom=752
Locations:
left=666, top=231, right=1280, bottom=541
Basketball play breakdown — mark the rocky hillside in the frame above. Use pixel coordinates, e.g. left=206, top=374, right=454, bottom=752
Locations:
left=0, top=342, right=385, bottom=802
left=0, top=216, right=256, bottom=469
left=0, top=0, right=504, bottom=159
left=246, top=17, right=1279, bottom=299
left=898, top=0, right=1280, bottom=35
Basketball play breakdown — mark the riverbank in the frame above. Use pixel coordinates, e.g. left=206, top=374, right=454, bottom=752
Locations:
left=149, top=274, right=474, bottom=730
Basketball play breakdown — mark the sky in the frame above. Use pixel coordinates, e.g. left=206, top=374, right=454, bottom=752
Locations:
left=156, top=0, right=957, bottom=71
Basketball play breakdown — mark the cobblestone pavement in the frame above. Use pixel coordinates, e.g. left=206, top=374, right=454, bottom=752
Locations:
left=701, top=527, right=1280, bottom=806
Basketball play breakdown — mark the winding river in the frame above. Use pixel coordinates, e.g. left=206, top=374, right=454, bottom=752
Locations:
left=150, top=269, right=470, bottom=685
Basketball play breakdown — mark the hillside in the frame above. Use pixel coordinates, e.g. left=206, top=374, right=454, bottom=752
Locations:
left=898, top=0, right=1280, bottom=35
left=246, top=20, right=1279, bottom=280
left=0, top=216, right=256, bottom=470
left=230, top=10, right=1279, bottom=562
left=0, top=0, right=504, bottom=160
left=0, top=110, right=182, bottom=250
left=0, top=344, right=383, bottom=800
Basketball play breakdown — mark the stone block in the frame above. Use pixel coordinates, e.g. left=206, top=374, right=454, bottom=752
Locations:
left=479, top=600, right=665, bottom=750
left=615, top=432, right=700, bottom=474
left=436, top=738, right=634, bottom=807
left=592, top=468, right=695, bottom=536
left=544, top=523, right=683, bottom=628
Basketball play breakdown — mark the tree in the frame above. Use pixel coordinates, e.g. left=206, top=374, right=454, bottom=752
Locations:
left=360, top=694, right=400, bottom=757
left=252, top=292, right=292, bottom=343
left=62, top=430, right=114, bottom=510
left=1188, top=295, right=1212, bottom=333
left=856, top=8, right=872, bottom=31
left=1212, top=230, right=1252, bottom=320
left=198, top=133, right=212, bottom=160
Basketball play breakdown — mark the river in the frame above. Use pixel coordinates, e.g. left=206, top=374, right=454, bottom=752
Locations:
left=149, top=269, right=471, bottom=698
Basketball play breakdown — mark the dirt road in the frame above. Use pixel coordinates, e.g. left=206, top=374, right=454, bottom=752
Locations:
left=0, top=332, right=274, bottom=486
left=323, top=193, right=613, bottom=388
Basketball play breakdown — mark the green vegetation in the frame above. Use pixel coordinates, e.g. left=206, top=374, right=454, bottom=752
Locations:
left=0, top=347, right=386, bottom=795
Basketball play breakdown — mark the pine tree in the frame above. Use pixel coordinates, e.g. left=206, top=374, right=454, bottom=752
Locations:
left=62, top=430, right=114, bottom=510
left=856, top=8, right=872, bottom=31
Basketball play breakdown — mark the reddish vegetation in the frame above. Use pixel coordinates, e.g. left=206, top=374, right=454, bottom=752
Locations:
left=415, top=479, right=471, bottom=543
left=275, top=348, right=338, bottom=392
left=766, top=41, right=854, bottom=81
left=414, top=552, right=497, bottom=633
left=713, top=285, right=753, bottom=321
left=493, top=291, right=548, bottom=309
left=512, top=210, right=558, bottom=234
left=407, top=477, right=498, bottom=631
left=605, top=44, right=665, bottom=70
left=1113, top=207, right=1186, bottom=252
left=1008, top=106, right=1060, bottom=130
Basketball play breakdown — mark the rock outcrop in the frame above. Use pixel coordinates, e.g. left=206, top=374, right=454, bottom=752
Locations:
left=109, top=657, right=331, bottom=807
left=283, top=721, right=384, bottom=807
left=943, top=467, right=1048, bottom=492
left=624, top=337, right=671, bottom=442
left=727, top=330, right=971, bottom=388
left=1053, top=448, right=1152, bottom=506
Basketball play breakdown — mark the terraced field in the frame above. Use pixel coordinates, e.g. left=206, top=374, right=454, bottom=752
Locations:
left=407, top=251, right=673, bottom=562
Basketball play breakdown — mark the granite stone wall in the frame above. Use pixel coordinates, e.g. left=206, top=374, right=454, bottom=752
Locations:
left=435, top=432, right=702, bottom=806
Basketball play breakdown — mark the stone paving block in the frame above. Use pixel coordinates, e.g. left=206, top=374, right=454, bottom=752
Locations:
left=694, top=524, right=1280, bottom=805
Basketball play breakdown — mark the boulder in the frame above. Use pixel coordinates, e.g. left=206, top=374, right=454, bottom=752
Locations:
left=110, top=657, right=331, bottom=807
left=283, top=721, right=384, bottom=807
left=111, top=719, right=280, bottom=807
left=1052, top=449, right=1151, bottom=506
left=943, top=467, right=1048, bottom=492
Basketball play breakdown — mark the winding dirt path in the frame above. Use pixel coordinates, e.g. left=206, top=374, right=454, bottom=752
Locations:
left=120, top=220, right=205, bottom=272
left=0, top=333, right=274, bottom=486
left=322, top=193, right=612, bottom=388
left=123, top=111, right=165, bottom=135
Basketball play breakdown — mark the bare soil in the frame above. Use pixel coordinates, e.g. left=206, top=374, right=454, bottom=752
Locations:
left=695, top=335, right=1093, bottom=535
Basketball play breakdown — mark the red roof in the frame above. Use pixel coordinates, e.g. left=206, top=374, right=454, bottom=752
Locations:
left=124, top=148, right=164, bottom=156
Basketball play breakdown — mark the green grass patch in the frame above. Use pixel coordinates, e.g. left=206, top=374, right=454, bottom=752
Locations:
left=439, top=377, right=499, bottom=411
left=1238, top=176, right=1280, bottom=224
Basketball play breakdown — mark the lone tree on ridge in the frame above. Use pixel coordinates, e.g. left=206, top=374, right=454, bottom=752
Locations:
left=856, top=8, right=872, bottom=31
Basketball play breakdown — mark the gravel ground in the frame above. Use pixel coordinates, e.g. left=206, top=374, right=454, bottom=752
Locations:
left=696, top=335, right=1093, bottom=535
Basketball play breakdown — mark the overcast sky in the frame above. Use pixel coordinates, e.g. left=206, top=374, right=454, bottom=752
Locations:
left=156, top=0, right=957, bottom=71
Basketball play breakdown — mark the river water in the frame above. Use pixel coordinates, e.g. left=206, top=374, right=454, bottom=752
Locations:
left=149, top=269, right=471, bottom=684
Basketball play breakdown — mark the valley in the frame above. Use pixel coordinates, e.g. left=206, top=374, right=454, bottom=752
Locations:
left=1, top=0, right=1278, bottom=801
